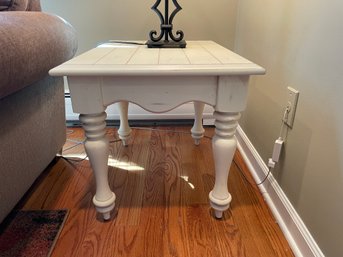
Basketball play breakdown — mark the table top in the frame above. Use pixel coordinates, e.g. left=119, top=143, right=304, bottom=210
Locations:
left=50, top=41, right=265, bottom=77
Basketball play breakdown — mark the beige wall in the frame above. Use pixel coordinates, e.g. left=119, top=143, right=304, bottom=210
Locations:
left=41, top=0, right=238, bottom=54
left=235, top=0, right=343, bottom=256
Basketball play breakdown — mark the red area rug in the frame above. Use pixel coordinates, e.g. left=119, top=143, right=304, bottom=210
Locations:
left=0, top=210, right=68, bottom=257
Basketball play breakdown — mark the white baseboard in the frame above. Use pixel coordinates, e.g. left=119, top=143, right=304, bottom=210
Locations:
left=236, top=125, right=324, bottom=257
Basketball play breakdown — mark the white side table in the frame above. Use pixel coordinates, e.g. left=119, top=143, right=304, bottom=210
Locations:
left=50, top=41, right=265, bottom=220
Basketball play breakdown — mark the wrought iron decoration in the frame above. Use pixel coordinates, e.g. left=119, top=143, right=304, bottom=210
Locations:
left=147, top=0, right=186, bottom=48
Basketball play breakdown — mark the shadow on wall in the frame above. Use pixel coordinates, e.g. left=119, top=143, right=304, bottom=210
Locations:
left=275, top=117, right=312, bottom=208
left=240, top=84, right=312, bottom=208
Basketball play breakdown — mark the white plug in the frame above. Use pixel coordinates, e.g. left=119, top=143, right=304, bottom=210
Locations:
left=268, top=158, right=276, bottom=168
left=272, top=138, right=284, bottom=163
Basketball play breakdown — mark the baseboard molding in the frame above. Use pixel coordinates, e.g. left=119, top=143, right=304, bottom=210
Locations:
left=236, top=125, right=324, bottom=257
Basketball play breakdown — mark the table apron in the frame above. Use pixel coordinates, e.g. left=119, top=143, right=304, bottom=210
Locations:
left=67, top=75, right=250, bottom=114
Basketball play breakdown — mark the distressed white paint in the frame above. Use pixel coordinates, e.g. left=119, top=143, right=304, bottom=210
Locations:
left=50, top=41, right=265, bottom=220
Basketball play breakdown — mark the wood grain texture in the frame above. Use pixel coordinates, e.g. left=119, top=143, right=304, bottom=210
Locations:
left=17, top=126, right=294, bottom=257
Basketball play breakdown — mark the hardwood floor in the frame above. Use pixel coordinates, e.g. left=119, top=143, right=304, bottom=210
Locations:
left=19, top=126, right=294, bottom=257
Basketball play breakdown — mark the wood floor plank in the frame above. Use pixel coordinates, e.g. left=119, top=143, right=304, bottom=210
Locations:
left=111, top=128, right=149, bottom=226
left=182, top=204, right=223, bottom=257
left=138, top=128, right=167, bottom=257
left=162, top=128, right=189, bottom=257
left=179, top=127, right=209, bottom=205
left=8, top=126, right=295, bottom=257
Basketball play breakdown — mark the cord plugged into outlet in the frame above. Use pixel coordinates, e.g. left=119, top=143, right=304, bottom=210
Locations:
left=259, top=88, right=299, bottom=183
left=267, top=88, right=299, bottom=169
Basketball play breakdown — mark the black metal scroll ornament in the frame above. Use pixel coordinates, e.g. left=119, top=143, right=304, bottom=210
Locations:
left=147, top=0, right=186, bottom=48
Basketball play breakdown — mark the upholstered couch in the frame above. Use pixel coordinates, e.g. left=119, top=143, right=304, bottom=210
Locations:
left=0, top=0, right=77, bottom=223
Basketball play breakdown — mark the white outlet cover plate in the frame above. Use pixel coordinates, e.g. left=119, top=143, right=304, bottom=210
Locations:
left=286, top=87, right=299, bottom=128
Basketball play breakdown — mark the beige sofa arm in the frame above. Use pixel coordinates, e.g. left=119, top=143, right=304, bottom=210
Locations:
left=0, top=11, right=77, bottom=99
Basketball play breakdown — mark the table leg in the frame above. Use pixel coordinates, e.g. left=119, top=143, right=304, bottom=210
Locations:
left=191, top=101, right=205, bottom=145
left=209, top=111, right=241, bottom=219
left=79, top=112, right=116, bottom=220
left=117, top=101, right=132, bottom=146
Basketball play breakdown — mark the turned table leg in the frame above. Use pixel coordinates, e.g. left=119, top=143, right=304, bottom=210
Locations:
left=191, top=101, right=205, bottom=145
left=209, top=111, right=241, bottom=219
left=117, top=101, right=132, bottom=146
left=79, top=112, right=116, bottom=220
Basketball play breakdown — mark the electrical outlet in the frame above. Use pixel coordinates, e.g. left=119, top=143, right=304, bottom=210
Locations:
left=285, top=87, right=299, bottom=128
